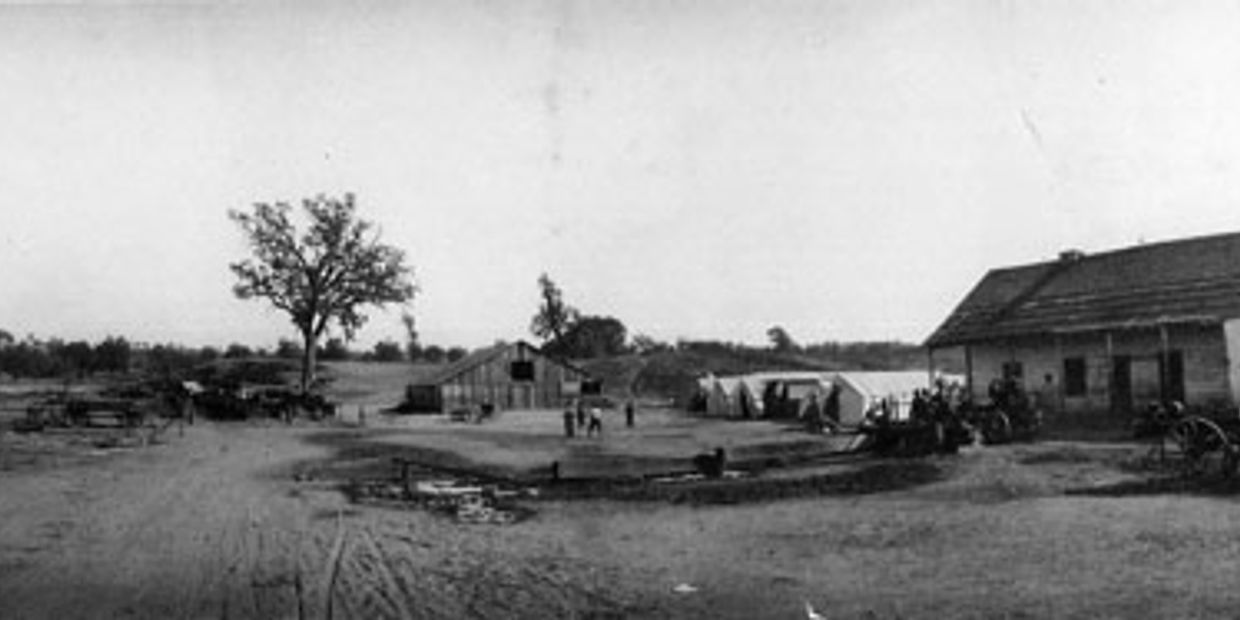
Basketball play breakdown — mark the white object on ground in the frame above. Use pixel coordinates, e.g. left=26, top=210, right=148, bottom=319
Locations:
left=805, top=601, right=825, bottom=620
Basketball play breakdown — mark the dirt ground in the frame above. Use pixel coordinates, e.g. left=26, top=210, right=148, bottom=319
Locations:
left=5, top=414, right=1240, bottom=619
left=347, top=407, right=863, bottom=480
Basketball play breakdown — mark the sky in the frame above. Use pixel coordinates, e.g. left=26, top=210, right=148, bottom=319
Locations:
left=4, top=0, right=1240, bottom=352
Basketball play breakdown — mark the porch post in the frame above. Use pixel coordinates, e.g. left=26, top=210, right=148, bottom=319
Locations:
left=1159, top=323, right=1170, bottom=403
left=1055, top=333, right=1065, bottom=414
left=964, top=344, right=974, bottom=399
left=1105, top=331, right=1115, bottom=413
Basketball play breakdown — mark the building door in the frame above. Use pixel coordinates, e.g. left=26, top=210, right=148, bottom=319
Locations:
left=1160, top=350, right=1185, bottom=404
left=508, top=384, right=534, bottom=409
left=1111, top=355, right=1132, bottom=413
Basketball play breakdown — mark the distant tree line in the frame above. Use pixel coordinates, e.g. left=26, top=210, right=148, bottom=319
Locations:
left=0, top=332, right=139, bottom=379
left=305, top=337, right=466, bottom=364
left=673, top=327, right=928, bottom=371
left=0, top=330, right=469, bottom=380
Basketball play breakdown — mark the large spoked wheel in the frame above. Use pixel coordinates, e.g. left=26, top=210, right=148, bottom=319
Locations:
left=1170, top=416, right=1236, bottom=478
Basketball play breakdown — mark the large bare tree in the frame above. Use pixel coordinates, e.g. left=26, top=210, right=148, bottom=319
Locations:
left=229, top=194, right=415, bottom=392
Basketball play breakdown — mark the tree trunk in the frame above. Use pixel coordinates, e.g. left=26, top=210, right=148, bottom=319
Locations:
left=300, top=330, right=317, bottom=394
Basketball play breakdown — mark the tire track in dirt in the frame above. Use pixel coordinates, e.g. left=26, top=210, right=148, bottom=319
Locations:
left=323, top=510, right=349, bottom=620
left=0, top=424, right=342, bottom=620
left=356, top=525, right=417, bottom=619
left=367, top=524, right=473, bottom=619
left=3, top=424, right=643, bottom=619
left=328, top=520, right=431, bottom=620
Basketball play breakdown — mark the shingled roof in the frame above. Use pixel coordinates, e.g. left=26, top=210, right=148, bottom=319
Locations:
left=925, top=232, right=1240, bottom=348
left=411, top=340, right=587, bottom=386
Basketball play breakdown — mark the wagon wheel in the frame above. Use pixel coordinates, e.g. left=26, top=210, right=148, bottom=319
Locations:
left=1171, top=416, right=1233, bottom=477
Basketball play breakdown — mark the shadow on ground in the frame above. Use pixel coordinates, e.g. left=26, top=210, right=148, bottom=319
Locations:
left=1067, top=475, right=1240, bottom=498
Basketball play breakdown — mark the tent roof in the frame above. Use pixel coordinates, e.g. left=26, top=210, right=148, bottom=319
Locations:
left=831, top=371, right=931, bottom=398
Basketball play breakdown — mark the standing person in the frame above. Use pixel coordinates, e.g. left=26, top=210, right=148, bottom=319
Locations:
left=587, top=407, right=603, bottom=437
left=825, top=384, right=841, bottom=428
left=576, top=398, right=586, bottom=429
left=562, top=406, right=575, bottom=438
left=802, top=393, right=822, bottom=434
left=624, top=399, right=635, bottom=428
left=179, top=384, right=196, bottom=426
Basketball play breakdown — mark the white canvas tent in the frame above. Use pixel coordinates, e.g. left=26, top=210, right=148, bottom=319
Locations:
left=699, top=374, right=744, bottom=417
left=733, top=376, right=769, bottom=418
left=702, top=371, right=929, bottom=421
left=749, top=372, right=833, bottom=418
left=829, top=371, right=935, bottom=425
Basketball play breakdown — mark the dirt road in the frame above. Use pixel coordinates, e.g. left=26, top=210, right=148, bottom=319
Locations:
left=0, top=425, right=647, bottom=619
left=6, top=424, right=1240, bottom=619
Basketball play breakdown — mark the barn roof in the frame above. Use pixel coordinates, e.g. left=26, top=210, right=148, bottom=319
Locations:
left=411, top=340, right=587, bottom=386
left=925, top=232, right=1240, bottom=348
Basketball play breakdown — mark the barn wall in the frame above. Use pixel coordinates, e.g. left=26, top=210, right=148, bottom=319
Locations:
left=967, top=324, right=1229, bottom=415
left=436, top=343, right=588, bottom=412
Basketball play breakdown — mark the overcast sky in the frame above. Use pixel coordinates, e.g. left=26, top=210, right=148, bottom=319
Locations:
left=4, top=1, right=1240, bottom=351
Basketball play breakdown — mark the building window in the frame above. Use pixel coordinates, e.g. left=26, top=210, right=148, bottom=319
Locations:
left=509, top=360, right=535, bottom=381
left=1064, top=357, right=1087, bottom=397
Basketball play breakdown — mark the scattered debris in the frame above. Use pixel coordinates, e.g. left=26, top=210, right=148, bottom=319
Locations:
left=345, top=458, right=537, bottom=525
left=672, top=583, right=698, bottom=594
left=650, top=470, right=747, bottom=485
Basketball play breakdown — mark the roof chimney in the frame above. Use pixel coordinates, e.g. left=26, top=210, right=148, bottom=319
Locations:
left=1058, top=249, right=1085, bottom=262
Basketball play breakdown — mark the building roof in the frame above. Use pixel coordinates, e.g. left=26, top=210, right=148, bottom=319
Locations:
left=926, top=232, right=1240, bottom=347
left=412, top=340, right=586, bottom=386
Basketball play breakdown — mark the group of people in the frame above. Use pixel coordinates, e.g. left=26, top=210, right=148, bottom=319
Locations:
left=863, top=378, right=968, bottom=427
left=908, top=383, right=959, bottom=426
left=562, top=398, right=637, bottom=438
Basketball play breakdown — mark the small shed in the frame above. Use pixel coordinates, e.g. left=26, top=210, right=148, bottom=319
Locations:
left=405, top=340, right=594, bottom=413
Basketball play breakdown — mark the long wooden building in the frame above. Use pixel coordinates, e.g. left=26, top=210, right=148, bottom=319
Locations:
left=405, top=340, right=596, bottom=413
left=925, top=232, right=1240, bottom=416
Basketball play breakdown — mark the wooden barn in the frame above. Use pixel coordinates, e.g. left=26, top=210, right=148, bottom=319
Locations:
left=925, top=232, right=1240, bottom=417
left=404, top=340, right=597, bottom=413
